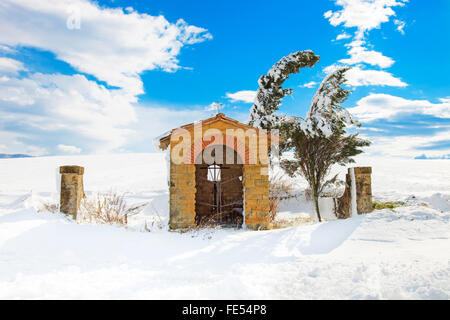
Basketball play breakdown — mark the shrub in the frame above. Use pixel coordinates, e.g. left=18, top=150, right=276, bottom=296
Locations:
left=79, top=191, right=148, bottom=225
left=272, top=216, right=316, bottom=229
left=269, top=172, right=295, bottom=222
left=37, top=201, right=59, bottom=214
left=141, top=202, right=164, bottom=232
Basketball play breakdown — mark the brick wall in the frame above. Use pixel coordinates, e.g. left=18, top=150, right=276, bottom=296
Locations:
left=169, top=163, right=196, bottom=229
left=243, top=164, right=270, bottom=230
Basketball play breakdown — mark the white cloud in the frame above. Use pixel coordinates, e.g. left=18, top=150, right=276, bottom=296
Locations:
left=348, top=93, right=450, bottom=122
left=324, top=65, right=407, bottom=87
left=205, top=102, right=223, bottom=112
left=58, top=144, right=82, bottom=154
left=23, top=145, right=48, bottom=156
left=0, top=45, right=15, bottom=53
left=325, top=2, right=447, bottom=159
left=325, top=0, right=408, bottom=39
left=0, top=130, right=47, bottom=156
left=0, top=0, right=212, bottom=94
left=324, top=0, right=408, bottom=87
left=414, top=153, right=450, bottom=160
left=0, top=0, right=212, bottom=155
left=299, top=81, right=318, bottom=88
left=340, top=44, right=394, bottom=68
left=1, top=86, right=246, bottom=154
left=394, top=19, right=406, bottom=35
left=346, top=67, right=407, bottom=87
left=0, top=57, right=26, bottom=74
left=359, top=127, right=385, bottom=132
left=0, top=73, right=137, bottom=153
left=127, top=105, right=248, bottom=152
left=365, top=131, right=450, bottom=158
left=226, top=90, right=256, bottom=104
left=336, top=33, right=351, bottom=40
left=0, top=93, right=249, bottom=154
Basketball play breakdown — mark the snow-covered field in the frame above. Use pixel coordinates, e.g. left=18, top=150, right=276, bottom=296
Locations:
left=0, top=153, right=449, bottom=299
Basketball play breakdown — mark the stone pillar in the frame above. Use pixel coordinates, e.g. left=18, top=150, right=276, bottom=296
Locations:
left=169, top=163, right=196, bottom=229
left=337, top=166, right=373, bottom=218
left=243, top=164, right=271, bottom=230
left=60, top=165, right=85, bottom=220
left=354, top=167, right=373, bottom=214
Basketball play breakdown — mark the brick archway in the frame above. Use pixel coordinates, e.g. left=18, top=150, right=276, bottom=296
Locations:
left=163, top=113, right=272, bottom=230
left=190, top=135, right=249, bottom=165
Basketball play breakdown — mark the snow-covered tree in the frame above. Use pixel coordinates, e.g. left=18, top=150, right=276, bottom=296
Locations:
left=249, top=50, right=320, bottom=131
left=279, top=67, right=370, bottom=222
left=248, top=52, right=370, bottom=222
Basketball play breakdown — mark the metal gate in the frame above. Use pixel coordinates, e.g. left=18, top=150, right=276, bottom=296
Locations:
left=196, top=161, right=243, bottom=226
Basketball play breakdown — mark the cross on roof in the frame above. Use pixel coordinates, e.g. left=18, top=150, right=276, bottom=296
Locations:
left=210, top=102, right=222, bottom=114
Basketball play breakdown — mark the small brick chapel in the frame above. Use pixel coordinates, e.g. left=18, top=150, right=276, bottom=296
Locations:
left=157, top=113, right=277, bottom=230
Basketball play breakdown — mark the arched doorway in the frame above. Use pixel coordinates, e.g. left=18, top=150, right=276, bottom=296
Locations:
left=195, top=145, right=244, bottom=227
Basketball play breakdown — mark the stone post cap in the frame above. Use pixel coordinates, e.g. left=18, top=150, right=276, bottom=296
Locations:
left=59, top=165, right=84, bottom=175
left=352, top=167, right=372, bottom=174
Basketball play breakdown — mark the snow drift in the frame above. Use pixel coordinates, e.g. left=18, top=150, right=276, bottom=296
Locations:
left=0, top=154, right=449, bottom=299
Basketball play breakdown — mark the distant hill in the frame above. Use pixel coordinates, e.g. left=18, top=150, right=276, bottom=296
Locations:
left=0, top=154, right=33, bottom=159
left=415, top=154, right=450, bottom=160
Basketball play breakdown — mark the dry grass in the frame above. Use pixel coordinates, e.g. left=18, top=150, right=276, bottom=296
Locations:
left=37, top=201, right=59, bottom=214
left=269, top=172, right=295, bottom=222
left=79, top=191, right=148, bottom=226
left=141, top=202, right=164, bottom=232
left=272, top=216, right=316, bottom=229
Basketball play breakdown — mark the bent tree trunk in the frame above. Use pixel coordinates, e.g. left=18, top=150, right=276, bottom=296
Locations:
left=310, top=168, right=322, bottom=222
left=313, top=192, right=322, bottom=222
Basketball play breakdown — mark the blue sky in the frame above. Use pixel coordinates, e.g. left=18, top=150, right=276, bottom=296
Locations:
left=0, top=0, right=449, bottom=158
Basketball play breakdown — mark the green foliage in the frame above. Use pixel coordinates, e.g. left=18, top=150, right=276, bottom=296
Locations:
left=372, top=201, right=406, bottom=211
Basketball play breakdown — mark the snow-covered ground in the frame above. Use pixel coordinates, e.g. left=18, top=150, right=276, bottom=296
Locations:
left=0, top=153, right=449, bottom=299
